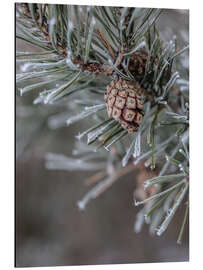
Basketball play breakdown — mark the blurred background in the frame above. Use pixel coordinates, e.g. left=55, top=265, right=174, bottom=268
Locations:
left=16, top=7, right=189, bottom=267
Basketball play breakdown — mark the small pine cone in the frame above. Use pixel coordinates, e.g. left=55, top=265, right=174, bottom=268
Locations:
left=104, top=79, right=145, bottom=133
left=128, top=48, right=148, bottom=78
left=134, top=160, right=159, bottom=202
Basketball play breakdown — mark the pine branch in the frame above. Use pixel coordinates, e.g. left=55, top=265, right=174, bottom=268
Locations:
left=16, top=3, right=189, bottom=242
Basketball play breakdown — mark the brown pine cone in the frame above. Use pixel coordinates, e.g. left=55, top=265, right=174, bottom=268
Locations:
left=134, top=160, right=158, bottom=202
left=128, top=48, right=148, bottom=78
left=104, top=78, right=145, bottom=133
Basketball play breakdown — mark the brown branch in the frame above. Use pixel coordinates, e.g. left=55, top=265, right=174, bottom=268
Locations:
left=85, top=171, right=107, bottom=186
left=96, top=29, right=115, bottom=59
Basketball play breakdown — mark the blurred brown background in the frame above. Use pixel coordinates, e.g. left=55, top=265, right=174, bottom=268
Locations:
left=15, top=8, right=189, bottom=267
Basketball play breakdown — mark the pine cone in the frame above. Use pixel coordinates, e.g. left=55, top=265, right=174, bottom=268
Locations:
left=128, top=48, right=148, bottom=79
left=134, top=160, right=158, bottom=201
left=104, top=79, right=145, bottom=133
